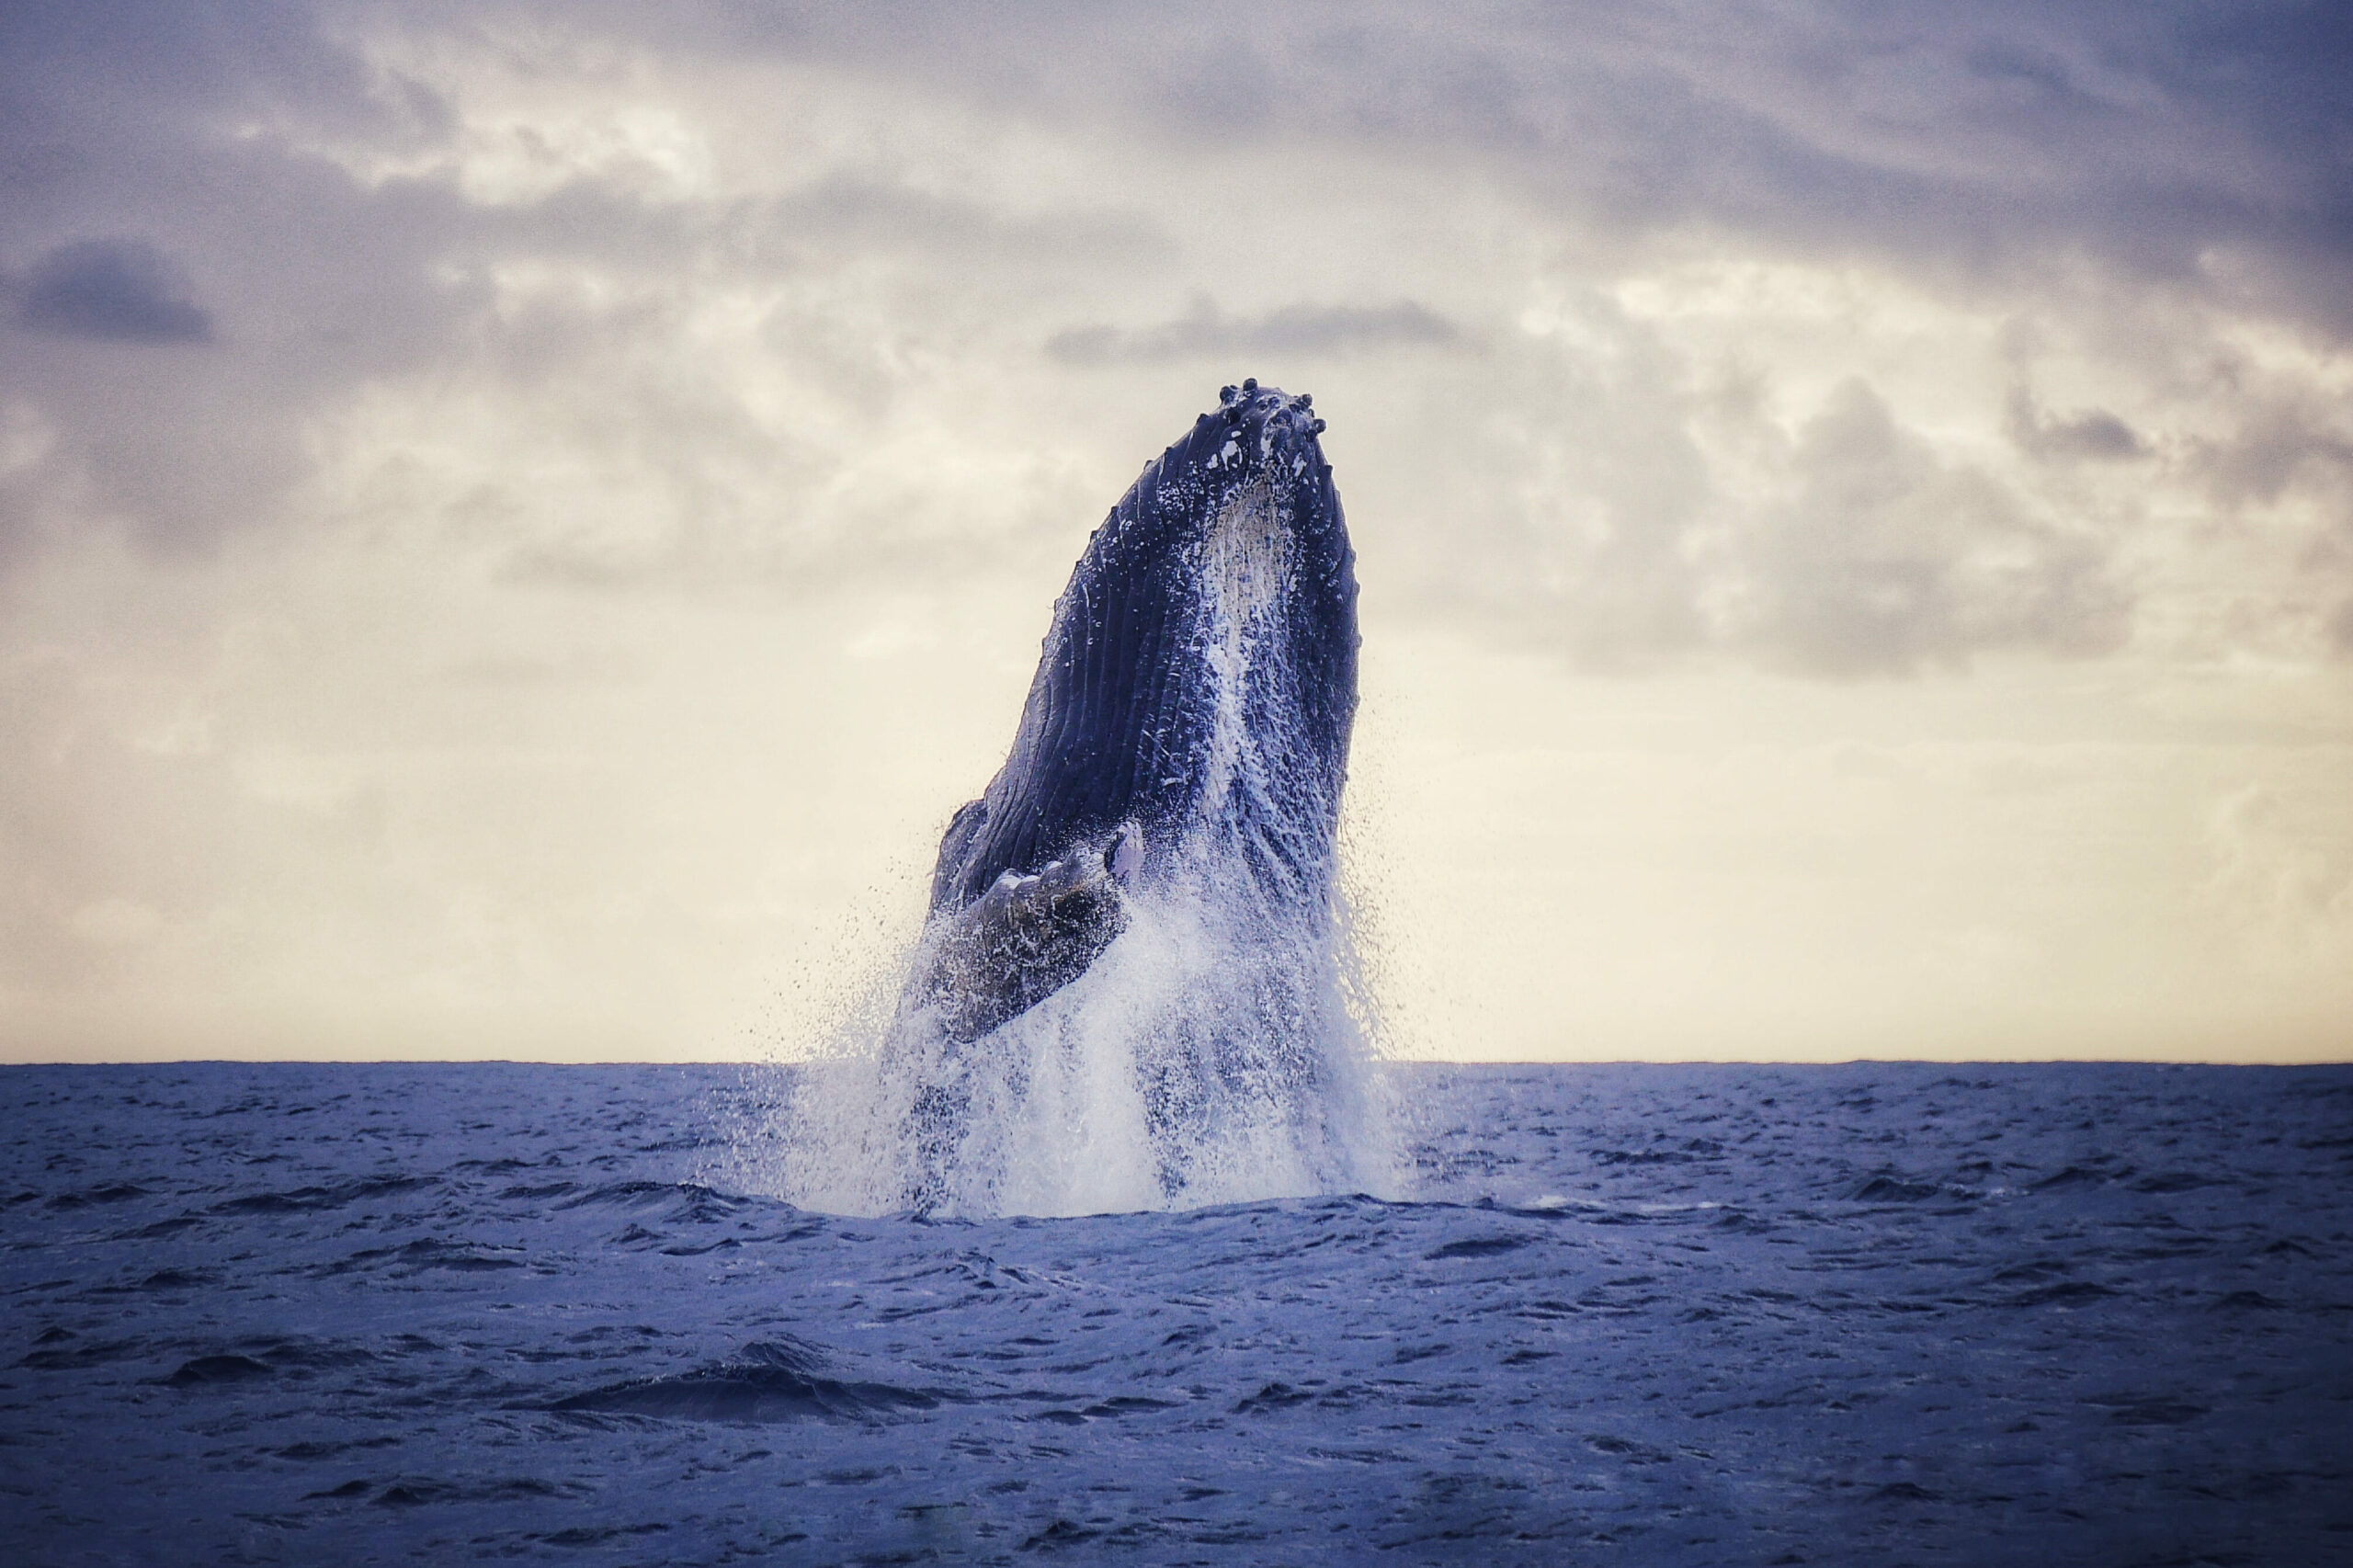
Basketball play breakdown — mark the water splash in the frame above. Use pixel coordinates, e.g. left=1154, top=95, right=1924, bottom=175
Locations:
left=756, top=849, right=1397, bottom=1219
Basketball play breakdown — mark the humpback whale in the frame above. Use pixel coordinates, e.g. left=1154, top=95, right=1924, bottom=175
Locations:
left=885, top=381, right=1361, bottom=1209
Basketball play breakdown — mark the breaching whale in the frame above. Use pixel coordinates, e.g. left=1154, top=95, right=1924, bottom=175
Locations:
left=905, top=381, right=1356, bottom=1035
left=884, top=381, right=1360, bottom=1207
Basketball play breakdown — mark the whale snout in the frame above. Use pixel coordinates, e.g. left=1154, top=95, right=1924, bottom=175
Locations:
left=1215, top=378, right=1328, bottom=466
left=1201, top=382, right=1344, bottom=601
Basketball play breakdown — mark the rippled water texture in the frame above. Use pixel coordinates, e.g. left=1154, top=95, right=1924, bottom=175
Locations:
left=5, top=1062, right=2349, bottom=1564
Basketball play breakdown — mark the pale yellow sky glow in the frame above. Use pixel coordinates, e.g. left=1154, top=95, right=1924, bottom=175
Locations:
left=3, top=5, right=2348, bottom=1062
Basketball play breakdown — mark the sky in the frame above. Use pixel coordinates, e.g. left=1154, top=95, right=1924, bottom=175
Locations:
left=2, top=1, right=2349, bottom=1064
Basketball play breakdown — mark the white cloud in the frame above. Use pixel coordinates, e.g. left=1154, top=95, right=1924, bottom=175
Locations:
left=2209, top=782, right=2353, bottom=972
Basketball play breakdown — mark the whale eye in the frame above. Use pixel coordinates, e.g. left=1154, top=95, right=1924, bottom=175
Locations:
left=1311, top=418, right=1326, bottom=435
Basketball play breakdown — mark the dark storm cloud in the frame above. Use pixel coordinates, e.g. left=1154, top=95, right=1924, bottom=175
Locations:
left=1046, top=298, right=1463, bottom=366
left=15, top=239, right=213, bottom=344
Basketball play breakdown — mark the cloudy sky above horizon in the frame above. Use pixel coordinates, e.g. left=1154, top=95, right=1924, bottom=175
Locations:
left=4, top=1, right=2349, bottom=1063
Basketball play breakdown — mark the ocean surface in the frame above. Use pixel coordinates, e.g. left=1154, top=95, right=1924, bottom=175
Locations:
left=4, top=1061, right=2349, bottom=1565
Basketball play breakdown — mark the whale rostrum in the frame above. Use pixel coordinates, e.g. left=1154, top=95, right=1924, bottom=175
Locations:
left=900, top=381, right=1359, bottom=1048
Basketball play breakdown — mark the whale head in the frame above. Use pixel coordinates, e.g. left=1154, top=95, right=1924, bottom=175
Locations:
left=930, top=380, right=1359, bottom=916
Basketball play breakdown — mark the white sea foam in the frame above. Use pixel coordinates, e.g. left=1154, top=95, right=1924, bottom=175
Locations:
left=758, top=847, right=1398, bottom=1219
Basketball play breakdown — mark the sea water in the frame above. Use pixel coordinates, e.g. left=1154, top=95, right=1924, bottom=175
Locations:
left=5, top=1060, right=2348, bottom=1564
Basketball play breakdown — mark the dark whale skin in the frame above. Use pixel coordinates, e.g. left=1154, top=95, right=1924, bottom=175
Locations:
left=912, top=381, right=1358, bottom=1040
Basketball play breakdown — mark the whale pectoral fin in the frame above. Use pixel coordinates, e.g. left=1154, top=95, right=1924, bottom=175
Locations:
left=929, top=799, right=992, bottom=915
left=915, top=843, right=1129, bottom=1044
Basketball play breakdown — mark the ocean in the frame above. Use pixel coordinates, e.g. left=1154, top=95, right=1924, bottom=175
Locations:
left=4, top=1060, right=2348, bottom=1564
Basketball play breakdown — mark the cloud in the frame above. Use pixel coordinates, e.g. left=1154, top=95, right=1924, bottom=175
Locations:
left=1730, top=381, right=2129, bottom=675
left=1047, top=297, right=1464, bottom=365
left=1369, top=339, right=2135, bottom=677
left=2004, top=387, right=2145, bottom=463
left=2208, top=783, right=2353, bottom=971
left=2191, top=397, right=2353, bottom=509
left=0, top=7, right=487, bottom=558
left=15, top=239, right=212, bottom=344
left=641, top=2, right=2353, bottom=334
left=769, top=176, right=1165, bottom=271
left=0, top=0, right=2342, bottom=672
left=2329, top=599, right=2353, bottom=659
